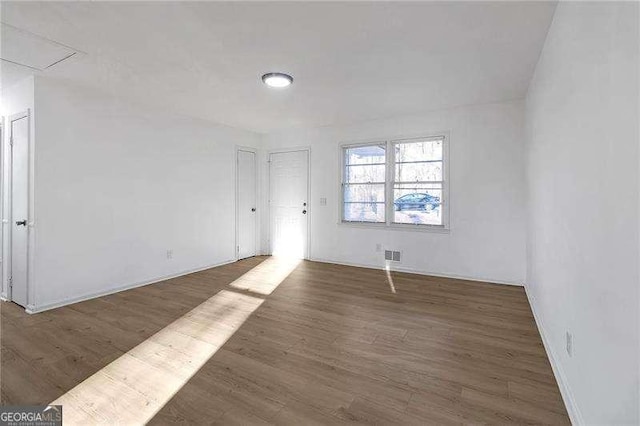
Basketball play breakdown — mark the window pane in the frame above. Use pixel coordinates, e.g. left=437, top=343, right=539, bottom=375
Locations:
left=394, top=139, right=443, bottom=162
left=344, top=202, right=385, bottom=222
left=345, top=144, right=386, bottom=165
left=345, top=164, right=385, bottom=183
left=343, top=183, right=385, bottom=202
left=395, top=161, right=442, bottom=182
left=393, top=184, right=443, bottom=225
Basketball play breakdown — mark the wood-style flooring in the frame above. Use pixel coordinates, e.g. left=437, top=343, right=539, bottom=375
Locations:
left=1, top=256, right=569, bottom=424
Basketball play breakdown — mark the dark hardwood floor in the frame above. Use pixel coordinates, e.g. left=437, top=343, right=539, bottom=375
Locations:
left=1, top=256, right=569, bottom=424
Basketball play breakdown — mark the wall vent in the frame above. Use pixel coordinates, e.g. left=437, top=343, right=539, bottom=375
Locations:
left=385, top=250, right=401, bottom=262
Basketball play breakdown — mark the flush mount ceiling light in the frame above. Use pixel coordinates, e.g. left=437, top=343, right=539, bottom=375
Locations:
left=262, top=72, right=293, bottom=88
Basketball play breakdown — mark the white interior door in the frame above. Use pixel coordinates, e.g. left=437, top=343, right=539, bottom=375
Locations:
left=10, top=115, right=29, bottom=307
left=269, top=150, right=308, bottom=259
left=237, top=150, right=257, bottom=259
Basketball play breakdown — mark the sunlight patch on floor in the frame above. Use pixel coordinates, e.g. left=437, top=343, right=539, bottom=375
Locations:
left=229, top=256, right=301, bottom=295
left=385, top=264, right=397, bottom=294
left=51, top=256, right=300, bottom=425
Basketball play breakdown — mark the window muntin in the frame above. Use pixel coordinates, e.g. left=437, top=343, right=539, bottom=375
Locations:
left=341, top=136, right=447, bottom=228
left=342, top=144, right=386, bottom=223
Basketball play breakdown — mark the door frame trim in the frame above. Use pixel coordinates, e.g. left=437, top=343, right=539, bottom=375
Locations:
left=267, top=146, right=311, bottom=260
left=235, top=146, right=259, bottom=261
left=2, top=109, right=34, bottom=311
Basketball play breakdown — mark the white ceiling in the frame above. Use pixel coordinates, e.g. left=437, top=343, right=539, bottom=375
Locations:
left=1, top=1, right=556, bottom=134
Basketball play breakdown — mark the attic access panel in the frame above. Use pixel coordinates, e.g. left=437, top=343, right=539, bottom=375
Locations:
left=1, top=23, right=78, bottom=70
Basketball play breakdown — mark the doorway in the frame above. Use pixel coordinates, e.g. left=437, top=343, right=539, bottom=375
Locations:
left=237, top=149, right=257, bottom=259
left=269, top=149, right=309, bottom=259
left=7, top=112, right=30, bottom=308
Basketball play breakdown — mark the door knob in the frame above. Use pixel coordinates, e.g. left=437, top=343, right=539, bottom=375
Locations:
left=251, top=208, right=256, bottom=212
left=15, top=220, right=26, bottom=226
left=302, top=210, right=307, bottom=214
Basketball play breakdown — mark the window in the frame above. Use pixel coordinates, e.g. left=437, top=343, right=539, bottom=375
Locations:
left=341, top=136, right=447, bottom=228
left=392, top=138, right=444, bottom=226
left=342, top=144, right=386, bottom=223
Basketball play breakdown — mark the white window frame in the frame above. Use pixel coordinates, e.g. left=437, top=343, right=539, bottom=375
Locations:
left=340, top=140, right=388, bottom=225
left=339, top=133, right=450, bottom=232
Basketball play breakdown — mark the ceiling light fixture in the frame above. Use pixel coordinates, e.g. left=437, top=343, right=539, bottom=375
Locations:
left=262, top=72, right=293, bottom=88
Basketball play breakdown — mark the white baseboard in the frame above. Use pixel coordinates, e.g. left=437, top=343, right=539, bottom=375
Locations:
left=308, top=256, right=523, bottom=287
left=525, top=285, right=583, bottom=426
left=26, top=259, right=237, bottom=314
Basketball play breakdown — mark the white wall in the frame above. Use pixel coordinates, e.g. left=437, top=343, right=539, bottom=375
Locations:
left=261, top=100, right=527, bottom=285
left=29, top=77, right=260, bottom=311
left=0, top=75, right=34, bottom=117
left=525, top=2, right=639, bottom=424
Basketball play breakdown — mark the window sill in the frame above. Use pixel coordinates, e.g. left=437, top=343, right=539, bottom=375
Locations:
left=338, top=221, right=450, bottom=233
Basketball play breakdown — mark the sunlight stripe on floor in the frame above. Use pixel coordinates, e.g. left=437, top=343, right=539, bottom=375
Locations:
left=51, top=257, right=300, bottom=425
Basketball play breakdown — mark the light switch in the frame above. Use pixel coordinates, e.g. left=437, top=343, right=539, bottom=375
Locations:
left=319, top=197, right=327, bottom=206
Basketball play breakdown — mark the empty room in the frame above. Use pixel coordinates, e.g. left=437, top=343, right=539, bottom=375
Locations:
left=0, top=1, right=638, bottom=425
